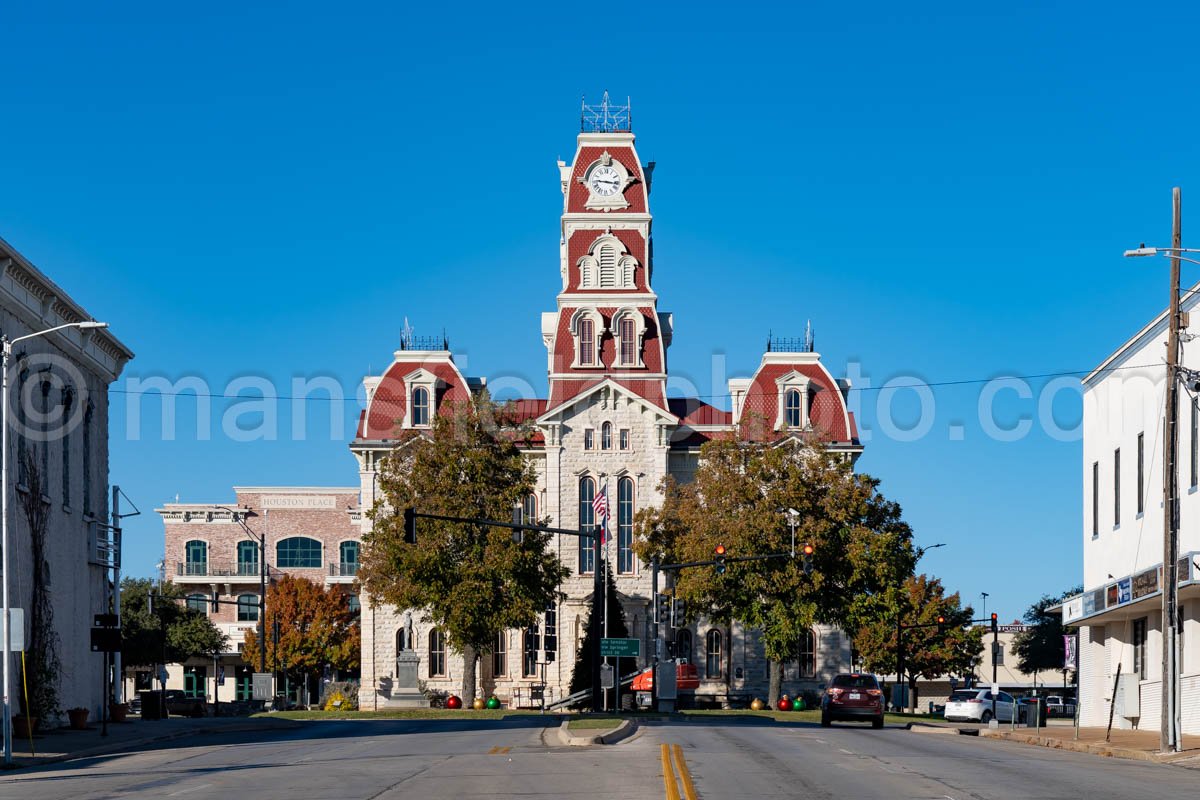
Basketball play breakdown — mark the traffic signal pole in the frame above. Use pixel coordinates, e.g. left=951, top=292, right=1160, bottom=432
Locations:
left=650, top=556, right=659, bottom=715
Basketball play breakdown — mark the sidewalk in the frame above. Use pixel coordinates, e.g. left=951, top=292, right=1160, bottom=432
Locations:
left=3, top=714, right=302, bottom=771
left=983, top=724, right=1200, bottom=766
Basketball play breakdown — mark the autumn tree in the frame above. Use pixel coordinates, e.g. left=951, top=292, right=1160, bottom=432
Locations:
left=1012, top=586, right=1081, bottom=685
left=635, top=436, right=917, bottom=705
left=358, top=400, right=569, bottom=705
left=854, top=574, right=982, bottom=711
left=121, top=577, right=226, bottom=669
left=242, top=575, right=360, bottom=695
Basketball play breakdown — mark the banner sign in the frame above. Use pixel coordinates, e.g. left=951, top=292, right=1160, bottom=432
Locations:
left=1063, top=634, right=1077, bottom=671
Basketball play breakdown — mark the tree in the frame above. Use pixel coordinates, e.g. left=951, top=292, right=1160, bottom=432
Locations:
left=242, top=575, right=360, bottom=695
left=1012, top=585, right=1082, bottom=686
left=568, top=564, right=631, bottom=708
left=358, top=400, right=568, bottom=705
left=635, top=436, right=917, bottom=705
left=120, top=577, right=226, bottom=668
left=855, top=574, right=983, bottom=711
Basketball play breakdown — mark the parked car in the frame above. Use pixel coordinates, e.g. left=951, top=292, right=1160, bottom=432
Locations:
left=820, top=673, right=884, bottom=728
left=943, top=688, right=1017, bottom=723
left=164, top=689, right=207, bottom=717
left=1045, top=695, right=1076, bottom=717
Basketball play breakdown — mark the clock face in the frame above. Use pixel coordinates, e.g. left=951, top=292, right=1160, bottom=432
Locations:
left=589, top=165, right=622, bottom=197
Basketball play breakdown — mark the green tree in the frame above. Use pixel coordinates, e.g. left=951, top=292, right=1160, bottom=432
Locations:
left=635, top=436, right=917, bottom=705
left=568, top=564, right=632, bottom=708
left=359, top=400, right=569, bottom=705
left=1012, top=585, right=1082, bottom=685
left=242, top=575, right=360, bottom=693
left=120, top=577, right=226, bottom=668
left=854, top=574, right=983, bottom=711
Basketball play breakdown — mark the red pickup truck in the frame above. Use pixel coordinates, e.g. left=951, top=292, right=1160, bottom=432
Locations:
left=630, top=661, right=701, bottom=692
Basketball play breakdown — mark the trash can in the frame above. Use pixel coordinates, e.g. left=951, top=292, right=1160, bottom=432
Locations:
left=1023, top=698, right=1046, bottom=727
left=139, top=690, right=165, bottom=720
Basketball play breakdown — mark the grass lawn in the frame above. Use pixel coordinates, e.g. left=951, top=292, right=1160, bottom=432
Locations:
left=254, top=709, right=543, bottom=721
left=567, top=717, right=627, bottom=730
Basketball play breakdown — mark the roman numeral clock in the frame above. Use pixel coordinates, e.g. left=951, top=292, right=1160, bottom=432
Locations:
left=578, top=150, right=638, bottom=211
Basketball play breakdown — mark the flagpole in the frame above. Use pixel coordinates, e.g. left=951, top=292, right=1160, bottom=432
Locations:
left=602, top=475, right=610, bottom=712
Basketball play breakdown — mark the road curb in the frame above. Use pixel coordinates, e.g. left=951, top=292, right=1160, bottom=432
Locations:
left=980, top=730, right=1176, bottom=764
left=11, top=718, right=304, bottom=771
left=556, top=718, right=636, bottom=746
left=906, top=722, right=961, bottom=735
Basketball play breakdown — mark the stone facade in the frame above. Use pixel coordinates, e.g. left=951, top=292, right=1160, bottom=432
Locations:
left=0, top=233, right=133, bottom=725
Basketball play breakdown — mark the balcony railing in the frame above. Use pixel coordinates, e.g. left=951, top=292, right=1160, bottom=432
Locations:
left=176, top=561, right=266, bottom=578
left=329, top=561, right=360, bottom=577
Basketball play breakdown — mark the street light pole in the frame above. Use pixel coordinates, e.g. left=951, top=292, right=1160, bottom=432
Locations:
left=2, top=320, right=107, bottom=767
left=217, top=506, right=267, bottom=674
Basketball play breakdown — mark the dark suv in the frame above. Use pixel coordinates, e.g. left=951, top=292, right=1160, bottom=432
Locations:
left=820, top=673, right=884, bottom=729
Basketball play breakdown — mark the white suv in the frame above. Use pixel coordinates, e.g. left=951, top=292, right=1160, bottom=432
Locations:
left=943, top=688, right=1017, bottom=723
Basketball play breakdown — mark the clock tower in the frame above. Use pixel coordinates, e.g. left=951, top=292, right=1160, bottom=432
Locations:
left=541, top=93, right=671, bottom=411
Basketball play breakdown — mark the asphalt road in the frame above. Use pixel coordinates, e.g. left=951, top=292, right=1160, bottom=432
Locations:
left=1, top=717, right=1196, bottom=800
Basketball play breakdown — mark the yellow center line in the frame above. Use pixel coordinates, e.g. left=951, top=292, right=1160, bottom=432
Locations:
left=671, top=743, right=698, bottom=800
left=661, top=743, right=681, bottom=800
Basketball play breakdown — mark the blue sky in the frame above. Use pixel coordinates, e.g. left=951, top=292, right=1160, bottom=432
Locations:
left=3, top=1, right=1199, bottom=624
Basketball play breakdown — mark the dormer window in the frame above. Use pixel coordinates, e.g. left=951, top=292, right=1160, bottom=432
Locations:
left=784, top=389, right=803, bottom=428
left=412, top=387, right=430, bottom=427
left=774, top=371, right=812, bottom=431
left=579, top=318, right=595, bottom=366
left=613, top=308, right=646, bottom=369
left=570, top=308, right=604, bottom=368
left=578, top=233, right=638, bottom=290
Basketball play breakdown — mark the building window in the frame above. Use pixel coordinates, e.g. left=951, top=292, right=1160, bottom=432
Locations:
left=1138, top=432, right=1146, bottom=512
left=797, top=629, right=817, bottom=679
left=429, top=629, right=446, bottom=677
left=1092, top=461, right=1099, bottom=537
left=83, top=401, right=93, bottom=513
left=411, top=387, right=430, bottom=427
left=184, top=540, right=208, bottom=575
left=601, top=422, right=613, bottom=450
left=39, top=377, right=50, bottom=485
left=785, top=388, right=803, bottom=428
left=347, top=594, right=360, bottom=617
left=544, top=605, right=557, bottom=663
left=186, top=593, right=208, bottom=613
left=579, top=318, right=595, bottom=366
left=16, top=364, right=27, bottom=486
left=584, top=428, right=595, bottom=450
left=617, top=477, right=634, bottom=574
left=578, top=477, right=596, bottom=573
left=675, top=629, right=692, bottom=663
left=1133, top=617, right=1148, bottom=680
left=276, top=536, right=322, bottom=568
left=237, top=541, right=259, bottom=576
left=705, top=630, right=723, bottom=679
left=493, top=630, right=507, bottom=677
left=237, top=593, right=260, bottom=622
left=1114, top=447, right=1120, bottom=526
left=522, top=493, right=537, bottom=524
left=61, top=387, right=72, bottom=507
left=619, top=316, right=636, bottom=365
left=339, top=541, right=360, bottom=576
left=619, top=429, right=630, bottom=450
left=523, top=624, right=540, bottom=677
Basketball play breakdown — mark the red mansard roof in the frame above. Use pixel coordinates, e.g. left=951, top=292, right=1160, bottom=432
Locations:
left=737, top=362, right=854, bottom=443
left=566, top=146, right=648, bottom=215
left=360, top=358, right=472, bottom=440
left=668, top=398, right=732, bottom=426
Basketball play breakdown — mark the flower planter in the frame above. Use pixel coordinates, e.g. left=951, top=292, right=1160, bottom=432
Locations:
left=13, top=716, right=38, bottom=738
left=68, top=708, right=90, bottom=730
left=109, top=703, right=128, bottom=723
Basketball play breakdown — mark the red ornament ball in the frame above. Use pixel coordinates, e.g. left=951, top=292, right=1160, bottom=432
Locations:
left=445, top=695, right=463, bottom=709
left=777, top=697, right=792, bottom=711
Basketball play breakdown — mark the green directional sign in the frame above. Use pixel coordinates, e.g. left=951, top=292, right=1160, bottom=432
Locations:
left=600, top=638, right=641, bottom=658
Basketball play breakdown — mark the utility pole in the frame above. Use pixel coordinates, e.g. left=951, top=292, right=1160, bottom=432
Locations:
left=1162, top=187, right=1183, bottom=753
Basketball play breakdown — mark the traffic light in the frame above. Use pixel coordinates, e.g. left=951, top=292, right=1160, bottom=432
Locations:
left=655, top=593, right=670, bottom=625
left=990, top=612, right=998, bottom=634
left=671, top=598, right=686, bottom=628
left=511, top=503, right=524, bottom=544
left=801, top=543, right=814, bottom=575
left=714, top=544, right=727, bottom=575
left=403, top=508, right=417, bottom=544
left=937, top=614, right=946, bottom=634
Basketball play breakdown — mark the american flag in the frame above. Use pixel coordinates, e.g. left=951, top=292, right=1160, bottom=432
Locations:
left=592, top=486, right=609, bottom=545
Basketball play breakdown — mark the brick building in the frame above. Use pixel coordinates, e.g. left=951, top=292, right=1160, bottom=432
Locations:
left=352, top=99, right=863, bottom=708
left=154, top=486, right=361, bottom=705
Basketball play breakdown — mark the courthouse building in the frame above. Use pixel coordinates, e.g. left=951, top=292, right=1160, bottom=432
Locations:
left=352, top=100, right=864, bottom=708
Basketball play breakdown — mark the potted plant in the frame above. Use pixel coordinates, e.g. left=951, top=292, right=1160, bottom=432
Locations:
left=109, top=702, right=128, bottom=723
left=68, top=707, right=90, bottom=730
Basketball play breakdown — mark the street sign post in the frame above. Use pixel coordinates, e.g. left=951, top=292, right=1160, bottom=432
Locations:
left=599, top=638, right=640, bottom=658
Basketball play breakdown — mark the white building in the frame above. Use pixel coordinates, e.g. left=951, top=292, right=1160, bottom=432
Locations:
left=1064, top=287, right=1200, bottom=733
left=0, top=234, right=133, bottom=724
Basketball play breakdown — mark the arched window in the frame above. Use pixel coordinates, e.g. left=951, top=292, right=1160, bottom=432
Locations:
left=705, top=629, right=724, bottom=679
left=429, top=629, right=446, bottom=677
left=522, top=493, right=538, bottom=524
left=412, top=387, right=430, bottom=426
left=578, top=477, right=596, bottom=573
left=785, top=389, right=803, bottom=428
left=619, top=317, right=636, bottom=365
left=601, top=422, right=613, bottom=450
left=797, top=628, right=817, bottom=679
left=578, top=318, right=595, bottom=366
left=617, top=477, right=634, bottom=574
left=184, top=540, right=208, bottom=575
left=186, top=593, right=208, bottom=613
left=397, top=628, right=412, bottom=652
left=493, top=630, right=507, bottom=677
left=276, top=537, right=322, bottom=568
left=237, top=593, right=260, bottom=622
left=544, top=604, right=558, bottom=664
left=339, top=541, right=360, bottom=576
left=237, top=541, right=259, bottom=576
left=523, top=624, right=540, bottom=677
left=675, top=629, right=693, bottom=663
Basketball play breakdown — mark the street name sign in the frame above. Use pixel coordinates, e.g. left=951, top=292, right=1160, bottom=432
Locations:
left=600, top=638, right=640, bottom=658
